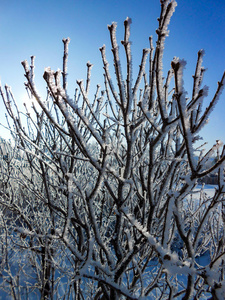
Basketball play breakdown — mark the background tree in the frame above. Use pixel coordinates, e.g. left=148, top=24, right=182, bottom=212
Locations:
left=0, top=0, right=225, bottom=299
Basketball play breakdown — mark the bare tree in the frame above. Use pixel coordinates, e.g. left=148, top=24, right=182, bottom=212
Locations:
left=0, top=0, right=225, bottom=299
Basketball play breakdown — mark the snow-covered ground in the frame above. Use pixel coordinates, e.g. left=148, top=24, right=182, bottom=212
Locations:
left=195, top=184, right=216, bottom=197
left=0, top=184, right=221, bottom=299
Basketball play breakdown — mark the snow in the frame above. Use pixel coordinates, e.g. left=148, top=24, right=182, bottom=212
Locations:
left=194, top=184, right=216, bottom=197
left=1, top=1, right=225, bottom=298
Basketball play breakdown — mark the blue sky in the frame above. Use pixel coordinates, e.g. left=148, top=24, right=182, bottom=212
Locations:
left=0, top=0, right=224, bottom=150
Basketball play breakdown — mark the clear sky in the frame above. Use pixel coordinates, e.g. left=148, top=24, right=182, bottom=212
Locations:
left=0, top=0, right=224, bottom=150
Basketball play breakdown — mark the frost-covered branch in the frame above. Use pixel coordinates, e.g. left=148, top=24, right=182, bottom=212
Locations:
left=0, top=0, right=225, bottom=298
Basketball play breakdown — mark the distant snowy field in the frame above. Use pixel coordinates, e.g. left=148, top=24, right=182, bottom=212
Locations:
left=194, top=184, right=216, bottom=197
